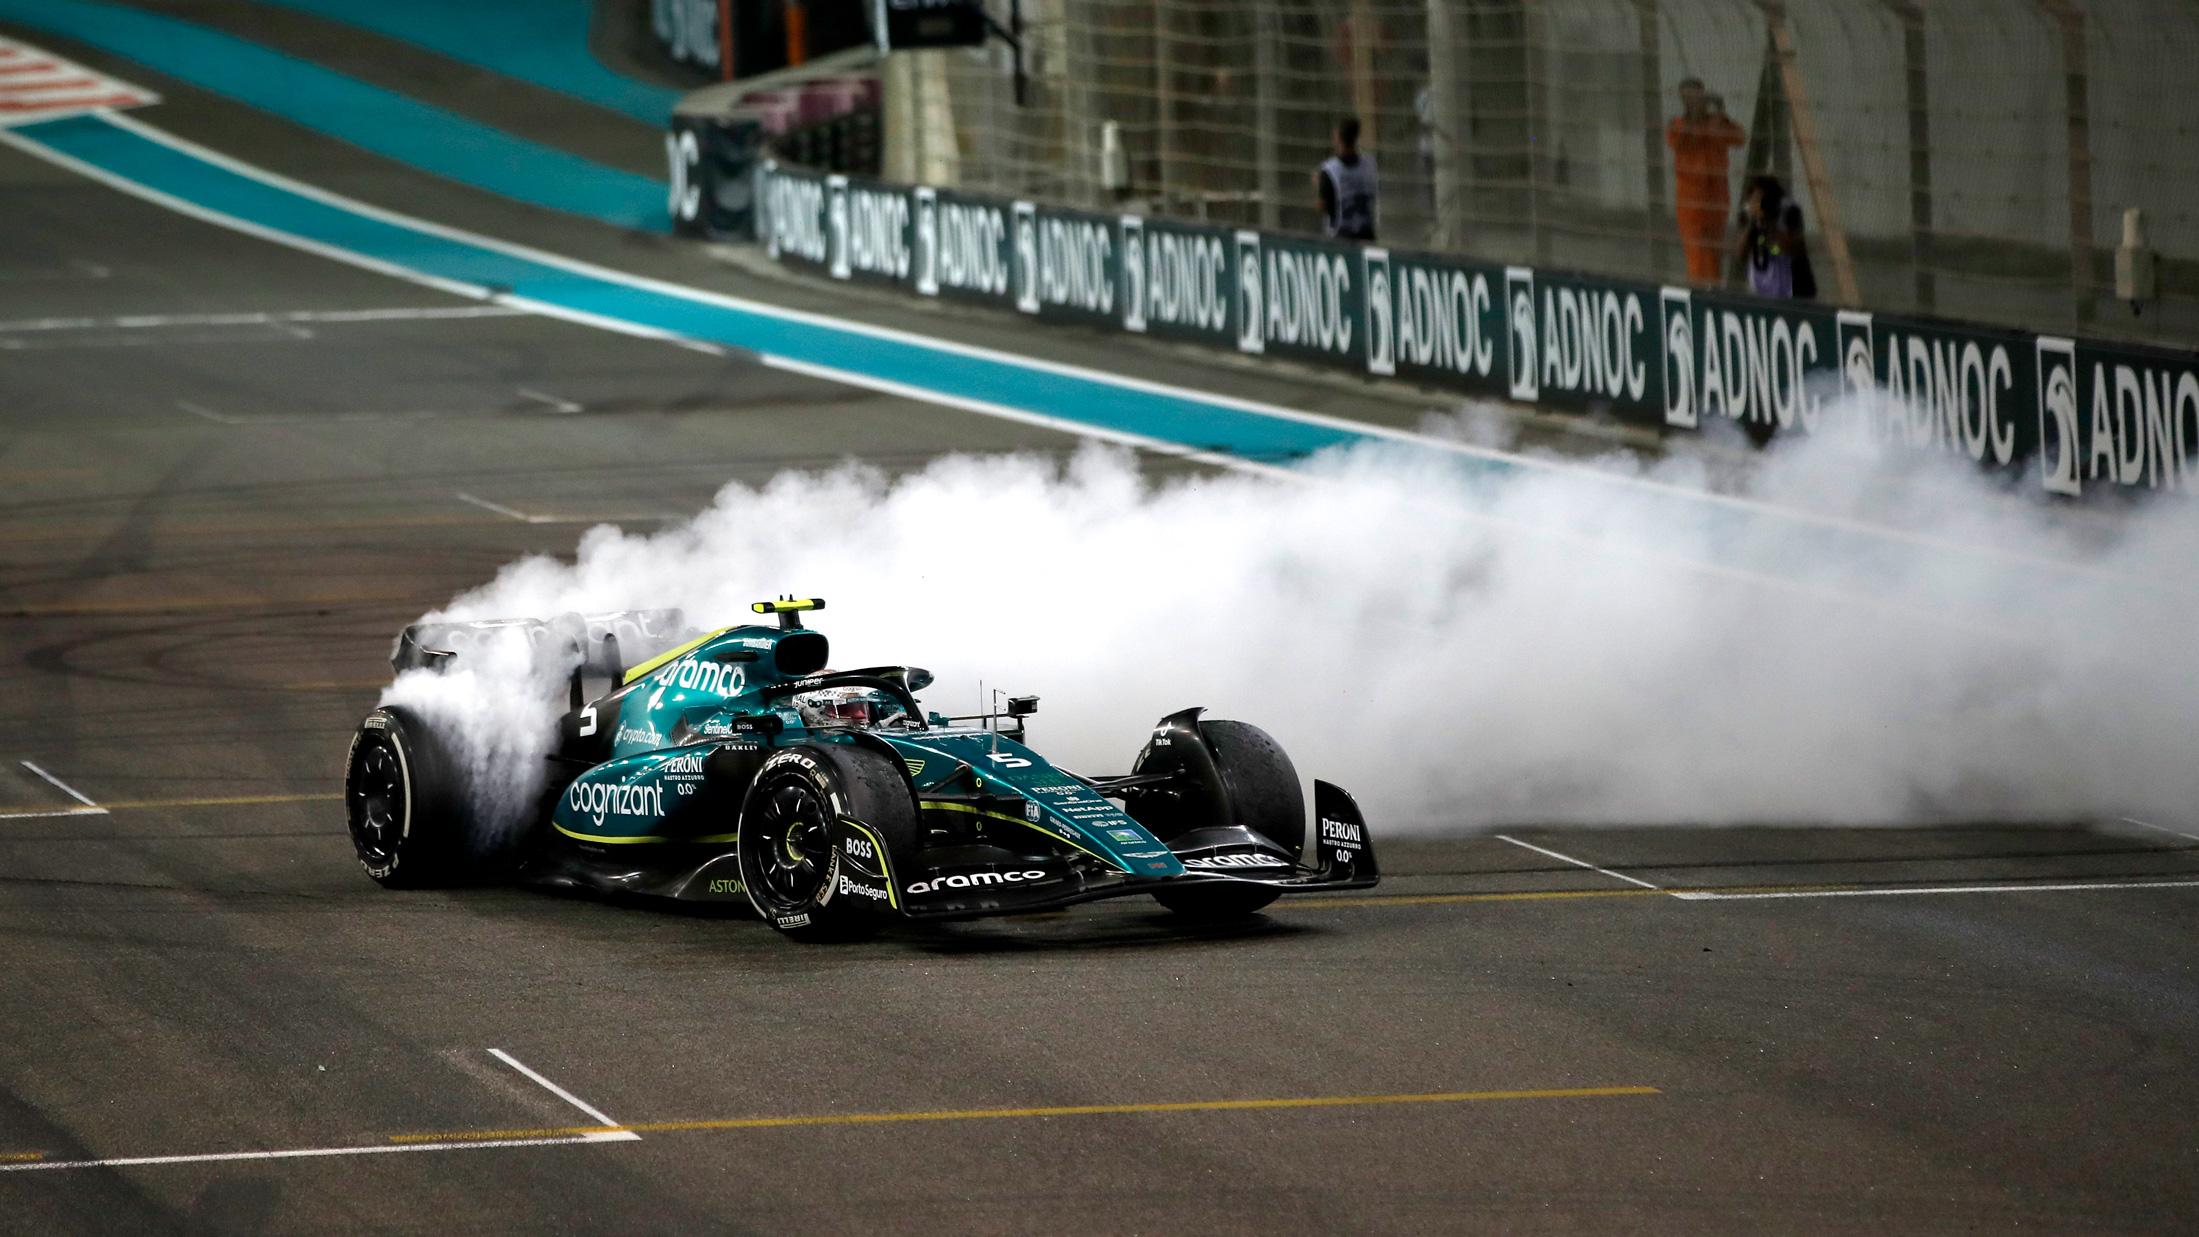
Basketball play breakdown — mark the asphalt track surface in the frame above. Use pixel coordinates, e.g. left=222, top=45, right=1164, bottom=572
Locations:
left=5, top=16, right=2199, bottom=1237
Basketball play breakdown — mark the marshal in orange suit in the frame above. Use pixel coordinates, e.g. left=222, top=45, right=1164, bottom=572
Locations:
left=1667, top=78, right=1746, bottom=285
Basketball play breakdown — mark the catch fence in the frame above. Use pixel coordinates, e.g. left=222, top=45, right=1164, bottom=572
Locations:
left=891, top=0, right=2199, bottom=346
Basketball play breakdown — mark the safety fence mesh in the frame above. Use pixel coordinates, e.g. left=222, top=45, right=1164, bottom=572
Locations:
left=893, top=0, right=2199, bottom=346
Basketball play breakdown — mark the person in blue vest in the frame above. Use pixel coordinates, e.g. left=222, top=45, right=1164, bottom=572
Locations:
left=1315, top=116, right=1379, bottom=242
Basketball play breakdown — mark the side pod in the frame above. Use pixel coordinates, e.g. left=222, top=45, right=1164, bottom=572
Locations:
left=1312, top=781, right=1377, bottom=883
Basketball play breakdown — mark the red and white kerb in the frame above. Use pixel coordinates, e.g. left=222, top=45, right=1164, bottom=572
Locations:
left=0, top=36, right=159, bottom=127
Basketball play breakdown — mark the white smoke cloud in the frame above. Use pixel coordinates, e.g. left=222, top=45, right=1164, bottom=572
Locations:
left=381, top=396, right=2199, bottom=833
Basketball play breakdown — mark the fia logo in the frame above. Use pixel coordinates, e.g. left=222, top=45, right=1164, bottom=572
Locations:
left=1363, top=248, right=1394, bottom=376
left=1505, top=267, right=1537, bottom=401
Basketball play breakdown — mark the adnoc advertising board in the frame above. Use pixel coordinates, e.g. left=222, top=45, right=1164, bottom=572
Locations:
left=1014, top=203, right=1121, bottom=327
left=748, top=164, right=2199, bottom=500
left=1121, top=216, right=1236, bottom=347
left=912, top=188, right=1014, bottom=308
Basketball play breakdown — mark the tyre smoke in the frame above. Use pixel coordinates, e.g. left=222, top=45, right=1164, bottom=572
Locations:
left=383, top=398, right=2199, bottom=832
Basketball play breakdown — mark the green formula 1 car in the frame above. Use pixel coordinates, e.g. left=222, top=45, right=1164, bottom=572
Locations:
left=344, top=598, right=1376, bottom=941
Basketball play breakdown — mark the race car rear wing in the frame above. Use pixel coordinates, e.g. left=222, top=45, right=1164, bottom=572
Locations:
left=391, top=610, right=691, bottom=677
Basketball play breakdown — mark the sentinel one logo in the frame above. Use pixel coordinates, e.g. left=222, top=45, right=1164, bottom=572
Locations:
left=568, top=779, right=665, bottom=828
left=904, top=869, right=1047, bottom=895
left=651, top=656, right=744, bottom=697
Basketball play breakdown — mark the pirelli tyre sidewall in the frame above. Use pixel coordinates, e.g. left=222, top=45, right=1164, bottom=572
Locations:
left=737, top=744, right=915, bottom=942
left=344, top=706, right=472, bottom=888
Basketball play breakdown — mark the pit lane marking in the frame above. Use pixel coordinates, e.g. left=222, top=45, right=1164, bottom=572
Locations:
left=1495, top=835, right=1661, bottom=890
left=487, top=1049, right=639, bottom=1143
left=390, top=1086, right=1662, bottom=1144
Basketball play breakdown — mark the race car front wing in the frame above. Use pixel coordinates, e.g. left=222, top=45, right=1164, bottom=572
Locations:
left=894, top=780, right=1378, bottom=921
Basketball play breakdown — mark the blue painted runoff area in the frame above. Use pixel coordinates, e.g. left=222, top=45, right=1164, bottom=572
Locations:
left=13, top=113, right=1361, bottom=462
left=0, top=0, right=670, bottom=230
left=244, top=0, right=681, bottom=126
left=5, top=111, right=2075, bottom=617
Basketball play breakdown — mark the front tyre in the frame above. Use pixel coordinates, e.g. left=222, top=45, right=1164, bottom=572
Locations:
left=1146, top=719, right=1305, bottom=920
left=344, top=706, right=472, bottom=888
left=738, top=744, right=917, bottom=942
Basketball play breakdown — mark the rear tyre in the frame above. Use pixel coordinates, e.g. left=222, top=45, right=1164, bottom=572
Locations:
left=344, top=706, right=472, bottom=888
left=1147, top=719, right=1304, bottom=920
left=738, top=744, right=918, bottom=943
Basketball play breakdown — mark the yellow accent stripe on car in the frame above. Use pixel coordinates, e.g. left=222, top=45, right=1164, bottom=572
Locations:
left=622, top=627, right=733, bottom=685
left=919, top=799, right=1120, bottom=869
left=838, top=818, right=900, bottom=911
left=553, top=824, right=669, bottom=844
left=688, top=832, right=739, bottom=844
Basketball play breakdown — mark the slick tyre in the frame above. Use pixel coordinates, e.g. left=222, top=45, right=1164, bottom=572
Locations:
left=1151, top=720, right=1305, bottom=920
left=737, top=744, right=918, bottom=943
left=344, top=706, right=473, bottom=888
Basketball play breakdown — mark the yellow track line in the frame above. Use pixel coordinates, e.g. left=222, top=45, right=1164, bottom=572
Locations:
left=390, top=1086, right=1659, bottom=1144
left=99, top=793, right=343, bottom=810
left=1300, top=888, right=1671, bottom=907
left=0, top=1152, right=43, bottom=1163
left=0, top=591, right=423, bottom=617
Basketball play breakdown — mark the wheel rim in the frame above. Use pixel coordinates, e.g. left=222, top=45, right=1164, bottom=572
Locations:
left=745, top=776, right=834, bottom=912
left=349, top=741, right=405, bottom=867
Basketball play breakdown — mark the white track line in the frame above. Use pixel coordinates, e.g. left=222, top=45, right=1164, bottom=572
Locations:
left=1495, top=834, right=1662, bottom=890
left=515, top=387, right=582, bottom=414
left=19, top=760, right=104, bottom=809
left=454, top=492, right=543, bottom=523
left=2121, top=816, right=2199, bottom=844
left=487, top=1049, right=640, bottom=1143
left=0, top=306, right=527, bottom=332
left=1673, top=878, right=2199, bottom=901
left=0, top=1134, right=599, bottom=1173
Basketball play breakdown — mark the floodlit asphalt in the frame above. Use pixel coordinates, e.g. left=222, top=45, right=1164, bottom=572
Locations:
left=5, top=21, right=2199, bottom=1237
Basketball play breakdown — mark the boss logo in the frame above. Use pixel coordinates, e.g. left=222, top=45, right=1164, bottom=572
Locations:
left=844, top=836, right=875, bottom=861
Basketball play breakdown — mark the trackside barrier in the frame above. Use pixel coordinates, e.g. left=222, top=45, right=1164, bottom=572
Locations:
left=753, top=162, right=2199, bottom=498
